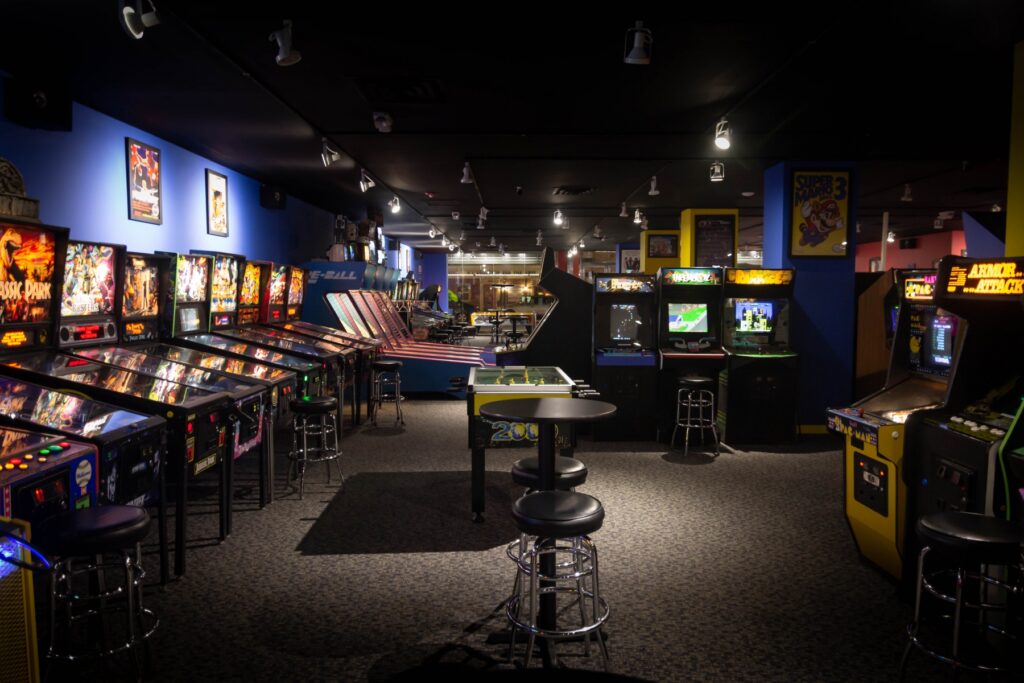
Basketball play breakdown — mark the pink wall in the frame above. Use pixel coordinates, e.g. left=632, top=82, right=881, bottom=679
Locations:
left=855, top=231, right=965, bottom=271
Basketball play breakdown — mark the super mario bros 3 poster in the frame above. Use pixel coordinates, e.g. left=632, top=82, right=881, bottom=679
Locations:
left=791, top=170, right=849, bottom=257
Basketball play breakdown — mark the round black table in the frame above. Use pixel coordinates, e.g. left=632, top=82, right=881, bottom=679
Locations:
left=479, top=397, right=616, bottom=668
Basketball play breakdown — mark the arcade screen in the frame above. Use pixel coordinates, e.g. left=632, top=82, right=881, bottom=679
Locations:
left=1, top=224, right=56, bottom=324
left=61, top=243, right=116, bottom=318
left=175, top=255, right=209, bottom=304
left=610, top=304, right=639, bottom=342
left=667, top=303, right=709, bottom=334
left=179, top=307, right=202, bottom=333
left=288, top=267, right=304, bottom=305
left=239, top=262, right=261, bottom=307
left=736, top=301, right=774, bottom=333
left=269, top=266, right=287, bottom=305
left=123, top=256, right=160, bottom=319
left=927, top=314, right=957, bottom=367
left=211, top=256, right=239, bottom=313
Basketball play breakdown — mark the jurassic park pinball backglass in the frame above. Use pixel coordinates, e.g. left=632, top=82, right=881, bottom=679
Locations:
left=0, top=222, right=65, bottom=352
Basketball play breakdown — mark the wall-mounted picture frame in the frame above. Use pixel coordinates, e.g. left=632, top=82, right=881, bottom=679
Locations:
left=647, top=234, right=679, bottom=259
left=126, top=138, right=162, bottom=224
left=790, top=170, right=849, bottom=257
left=206, top=169, right=229, bottom=237
left=619, top=248, right=640, bottom=272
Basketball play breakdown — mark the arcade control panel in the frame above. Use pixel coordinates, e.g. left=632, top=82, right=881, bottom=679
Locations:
left=0, top=429, right=98, bottom=526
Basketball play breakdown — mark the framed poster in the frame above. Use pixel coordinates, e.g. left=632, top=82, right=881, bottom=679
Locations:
left=206, top=169, right=229, bottom=237
left=790, top=170, right=849, bottom=257
left=647, top=234, right=679, bottom=259
left=126, top=138, right=162, bottom=224
left=619, top=248, right=640, bottom=273
left=694, top=215, right=735, bottom=266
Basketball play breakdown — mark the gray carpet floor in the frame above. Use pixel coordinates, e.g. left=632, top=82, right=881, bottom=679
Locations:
left=45, top=399, right=1001, bottom=681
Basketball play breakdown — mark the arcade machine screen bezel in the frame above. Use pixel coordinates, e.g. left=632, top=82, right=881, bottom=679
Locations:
left=666, top=302, right=710, bottom=335
left=734, top=301, right=775, bottom=334
left=609, top=303, right=640, bottom=345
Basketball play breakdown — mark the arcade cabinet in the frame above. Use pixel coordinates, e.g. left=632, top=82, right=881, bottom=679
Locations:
left=908, top=257, right=1024, bottom=536
left=655, top=268, right=727, bottom=442
left=827, top=269, right=963, bottom=579
left=591, top=274, right=658, bottom=440
left=718, top=268, right=799, bottom=444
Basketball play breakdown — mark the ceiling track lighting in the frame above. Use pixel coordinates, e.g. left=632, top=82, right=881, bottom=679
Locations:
left=992, top=202, right=1003, bottom=212
left=641, top=216, right=649, bottom=229
left=900, top=184, right=913, bottom=202
left=489, top=236, right=496, bottom=247
left=461, top=162, right=474, bottom=184
left=359, top=169, right=375, bottom=193
left=476, top=219, right=485, bottom=230
left=479, top=206, right=489, bottom=221
left=624, top=20, right=652, bottom=65
left=388, top=196, right=401, bottom=214
left=633, top=209, right=642, bottom=225
left=269, top=19, right=302, bottom=66
left=714, top=118, right=731, bottom=150
left=553, top=209, right=564, bottom=226
left=619, top=202, right=628, bottom=218
left=648, top=176, right=660, bottom=196
left=320, top=138, right=341, bottom=167
left=119, top=0, right=160, bottom=40
left=887, top=231, right=896, bottom=244
left=373, top=112, right=393, bottom=133
left=441, top=235, right=449, bottom=247
left=709, top=161, right=725, bottom=183
left=933, top=218, right=944, bottom=230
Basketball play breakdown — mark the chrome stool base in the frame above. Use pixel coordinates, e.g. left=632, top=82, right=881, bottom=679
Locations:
left=288, top=411, right=343, bottom=500
left=670, top=385, right=719, bottom=457
left=370, top=368, right=405, bottom=426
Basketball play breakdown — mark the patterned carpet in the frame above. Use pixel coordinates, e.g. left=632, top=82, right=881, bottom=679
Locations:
left=43, top=399, right=1003, bottom=681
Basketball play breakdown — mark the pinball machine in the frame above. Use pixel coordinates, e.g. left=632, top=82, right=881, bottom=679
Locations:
left=0, top=231, right=231, bottom=579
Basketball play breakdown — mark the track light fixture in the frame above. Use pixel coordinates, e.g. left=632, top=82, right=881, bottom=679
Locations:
left=900, top=184, right=913, bottom=202
left=633, top=209, right=642, bottom=225
left=933, top=218, right=943, bottom=230
left=579, top=238, right=585, bottom=249
left=359, top=169, right=375, bottom=193
left=388, top=196, right=400, bottom=214
left=648, top=176, right=660, bottom=196
left=372, top=112, right=393, bottom=133
left=448, top=243, right=456, bottom=252
left=441, top=235, right=449, bottom=247
left=714, top=118, right=731, bottom=150
left=624, top=21, right=652, bottom=65
left=710, top=161, right=725, bottom=183
left=887, top=231, right=896, bottom=244
left=593, top=225, right=604, bottom=240
left=553, top=210, right=564, bottom=226
left=536, top=229, right=543, bottom=247
left=119, top=0, right=160, bottom=40
left=992, top=202, right=1003, bottom=212
left=269, top=19, right=302, bottom=66
left=489, top=236, right=497, bottom=247
left=641, top=215, right=649, bottom=229
left=476, top=218, right=485, bottom=230
left=320, top=139, right=341, bottom=167
left=461, top=162, right=474, bottom=184
left=619, top=202, right=628, bottom=218
left=428, top=227, right=437, bottom=239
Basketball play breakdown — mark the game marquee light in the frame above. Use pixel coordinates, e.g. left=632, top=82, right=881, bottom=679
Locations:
left=661, top=268, right=722, bottom=286
left=1, top=225, right=55, bottom=322
left=904, top=274, right=936, bottom=301
left=944, top=261, right=1024, bottom=297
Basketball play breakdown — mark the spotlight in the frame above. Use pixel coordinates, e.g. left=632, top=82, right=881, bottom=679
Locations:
left=476, top=219, right=485, bottom=230
left=992, top=202, right=1003, bottom=212
left=579, top=239, right=585, bottom=249
left=887, top=231, right=896, bottom=244
left=479, top=207, right=489, bottom=221
left=633, top=209, right=642, bottom=225
left=441, top=235, right=449, bottom=247
left=359, top=169, right=375, bottom=193
left=489, top=236, right=496, bottom=247
left=901, top=184, right=913, bottom=202
left=593, top=225, right=604, bottom=240
left=451, top=211, right=460, bottom=220
left=933, top=218, right=943, bottom=230
left=448, top=243, right=456, bottom=252
left=428, top=227, right=437, bottom=239
left=641, top=216, right=649, bottom=229
left=553, top=210, right=564, bottom=226
left=714, top=118, right=731, bottom=150
left=619, top=202, right=628, bottom=218
left=624, top=21, right=652, bottom=65
left=269, top=20, right=302, bottom=66
left=388, top=197, right=400, bottom=214
left=119, top=0, right=160, bottom=40
left=373, top=112, right=393, bottom=133
left=461, top=162, right=474, bottom=184
left=709, top=161, right=725, bottom=182
left=536, top=229, right=543, bottom=247
left=648, top=176, right=660, bottom=196
left=321, top=139, right=341, bottom=167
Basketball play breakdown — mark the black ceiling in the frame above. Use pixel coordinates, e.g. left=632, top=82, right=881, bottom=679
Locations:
left=2, top=2, right=1023, bottom=251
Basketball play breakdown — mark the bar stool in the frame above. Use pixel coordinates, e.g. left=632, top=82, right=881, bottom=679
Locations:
left=370, top=360, right=405, bottom=426
left=670, top=376, right=719, bottom=457
left=34, top=506, right=158, bottom=672
left=899, top=511, right=1024, bottom=678
left=288, top=396, right=343, bottom=500
left=507, top=490, right=610, bottom=669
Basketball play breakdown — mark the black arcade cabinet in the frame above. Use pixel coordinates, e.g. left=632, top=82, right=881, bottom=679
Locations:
left=591, top=274, right=658, bottom=440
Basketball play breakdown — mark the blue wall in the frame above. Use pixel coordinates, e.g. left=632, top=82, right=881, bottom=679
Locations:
left=764, top=161, right=858, bottom=425
left=962, top=212, right=1005, bottom=258
left=0, top=98, right=335, bottom=262
left=420, top=253, right=448, bottom=312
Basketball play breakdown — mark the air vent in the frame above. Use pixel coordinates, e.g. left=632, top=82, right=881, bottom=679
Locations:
left=551, top=186, right=595, bottom=196
left=356, top=78, right=445, bottom=105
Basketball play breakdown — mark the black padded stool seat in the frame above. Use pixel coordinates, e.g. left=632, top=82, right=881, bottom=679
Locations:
left=372, top=360, right=403, bottom=372
left=678, top=375, right=712, bottom=388
left=917, top=512, right=1024, bottom=565
left=35, top=506, right=151, bottom=557
left=511, top=456, right=588, bottom=490
left=291, top=395, right=338, bottom=415
left=512, top=491, right=604, bottom=538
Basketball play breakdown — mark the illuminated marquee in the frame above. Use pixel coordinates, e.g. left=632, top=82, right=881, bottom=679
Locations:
left=726, top=269, right=794, bottom=286
left=945, top=261, right=1024, bottom=298
left=125, top=322, right=146, bottom=336
left=0, top=330, right=31, bottom=348
left=662, top=268, right=721, bottom=286
left=595, top=277, right=654, bottom=293
left=904, top=276, right=935, bottom=301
